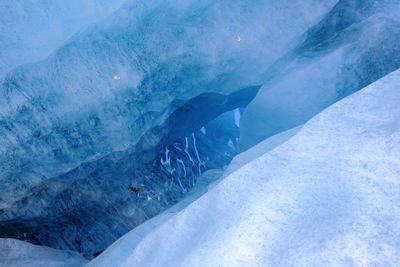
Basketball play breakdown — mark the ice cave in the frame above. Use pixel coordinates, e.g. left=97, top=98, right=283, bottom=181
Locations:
left=0, top=0, right=400, bottom=266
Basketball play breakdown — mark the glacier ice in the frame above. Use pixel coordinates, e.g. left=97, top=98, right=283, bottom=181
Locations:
left=87, top=124, right=305, bottom=266
left=1, top=0, right=400, bottom=264
left=0, top=109, right=243, bottom=258
left=91, top=69, right=400, bottom=266
left=0, top=0, right=336, bottom=203
left=0, top=0, right=337, bottom=257
left=0, top=238, right=87, bottom=267
left=239, top=0, right=400, bottom=151
left=0, top=0, right=125, bottom=78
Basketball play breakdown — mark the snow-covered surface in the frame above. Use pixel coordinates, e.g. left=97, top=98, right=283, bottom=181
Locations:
left=225, top=125, right=302, bottom=176
left=86, top=169, right=223, bottom=267
left=91, top=69, right=400, bottom=266
left=0, top=238, right=87, bottom=267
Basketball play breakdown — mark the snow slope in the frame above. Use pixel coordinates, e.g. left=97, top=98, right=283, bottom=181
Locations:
left=90, top=69, right=400, bottom=266
left=225, top=125, right=303, bottom=176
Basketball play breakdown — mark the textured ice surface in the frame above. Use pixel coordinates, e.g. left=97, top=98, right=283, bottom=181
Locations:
left=0, top=238, right=87, bottom=267
left=239, top=0, right=400, bottom=151
left=0, top=0, right=336, bottom=204
left=88, top=125, right=302, bottom=266
left=92, top=70, right=400, bottom=266
left=0, top=0, right=125, bottom=78
left=0, top=0, right=337, bottom=256
left=3, top=0, right=400, bottom=263
left=0, top=109, right=242, bottom=258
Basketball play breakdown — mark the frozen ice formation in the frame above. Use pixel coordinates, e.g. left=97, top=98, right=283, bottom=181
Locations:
left=0, top=238, right=87, bottom=267
left=91, top=69, right=400, bottom=266
left=0, top=0, right=125, bottom=78
left=0, top=0, right=337, bottom=257
left=0, top=110, right=242, bottom=258
left=239, top=0, right=400, bottom=151
left=87, top=125, right=304, bottom=267
left=1, top=0, right=400, bottom=264
left=0, top=0, right=336, bottom=204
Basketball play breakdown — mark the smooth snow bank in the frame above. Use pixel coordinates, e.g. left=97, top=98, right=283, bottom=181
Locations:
left=0, top=238, right=87, bottom=267
left=91, top=69, right=400, bottom=266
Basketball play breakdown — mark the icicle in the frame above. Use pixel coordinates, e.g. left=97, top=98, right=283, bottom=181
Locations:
left=228, top=139, right=234, bottom=148
left=176, top=175, right=186, bottom=192
left=184, top=137, right=195, bottom=166
left=192, top=133, right=205, bottom=178
left=177, top=158, right=187, bottom=177
left=234, top=108, right=241, bottom=127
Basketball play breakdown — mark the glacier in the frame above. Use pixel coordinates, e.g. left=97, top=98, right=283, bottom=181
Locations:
left=0, top=109, right=245, bottom=258
left=87, top=125, right=302, bottom=267
left=0, top=0, right=126, bottom=78
left=239, top=0, right=400, bottom=151
left=0, top=0, right=400, bottom=264
left=0, top=0, right=338, bottom=257
left=0, top=0, right=337, bottom=203
left=91, top=69, right=400, bottom=266
left=0, top=238, right=87, bottom=267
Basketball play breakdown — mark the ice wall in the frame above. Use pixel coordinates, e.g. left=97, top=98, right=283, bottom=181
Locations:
left=0, top=109, right=242, bottom=258
left=0, top=0, right=336, bottom=206
left=0, top=238, right=87, bottom=267
left=6, top=0, right=400, bottom=262
left=239, top=0, right=400, bottom=151
left=0, top=0, right=126, bottom=79
left=87, top=125, right=304, bottom=267
left=0, top=0, right=337, bottom=256
left=91, top=69, right=400, bottom=266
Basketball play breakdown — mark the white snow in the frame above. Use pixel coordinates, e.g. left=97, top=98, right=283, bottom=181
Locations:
left=89, top=69, right=400, bottom=266
left=225, top=125, right=302, bottom=176
left=86, top=169, right=223, bottom=267
left=0, top=238, right=87, bottom=267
